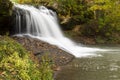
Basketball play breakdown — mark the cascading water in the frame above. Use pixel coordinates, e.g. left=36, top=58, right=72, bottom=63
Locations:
left=14, top=4, right=103, bottom=57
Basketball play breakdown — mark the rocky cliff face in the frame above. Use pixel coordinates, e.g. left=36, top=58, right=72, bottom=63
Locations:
left=0, top=0, right=13, bottom=35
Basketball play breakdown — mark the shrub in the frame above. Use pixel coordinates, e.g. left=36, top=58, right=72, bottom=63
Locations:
left=0, top=36, right=53, bottom=80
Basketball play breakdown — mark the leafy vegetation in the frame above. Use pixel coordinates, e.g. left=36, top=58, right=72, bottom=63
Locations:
left=39, top=54, right=53, bottom=80
left=57, top=0, right=93, bottom=23
left=89, top=0, right=120, bottom=36
left=11, top=0, right=92, bottom=23
left=11, top=0, right=53, bottom=5
left=0, top=36, right=53, bottom=80
left=79, top=0, right=120, bottom=43
left=0, top=0, right=13, bottom=16
left=1, top=0, right=120, bottom=43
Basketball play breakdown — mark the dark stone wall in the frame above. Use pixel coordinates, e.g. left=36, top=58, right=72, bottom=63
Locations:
left=0, top=0, right=13, bottom=35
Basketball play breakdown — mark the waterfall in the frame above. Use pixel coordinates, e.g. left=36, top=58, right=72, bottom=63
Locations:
left=14, top=4, right=103, bottom=57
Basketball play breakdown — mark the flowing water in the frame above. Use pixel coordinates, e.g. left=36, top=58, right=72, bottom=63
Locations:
left=14, top=4, right=105, bottom=58
left=13, top=4, right=120, bottom=80
left=55, top=45, right=120, bottom=80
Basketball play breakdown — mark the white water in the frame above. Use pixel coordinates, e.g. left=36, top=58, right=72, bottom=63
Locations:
left=14, top=4, right=104, bottom=57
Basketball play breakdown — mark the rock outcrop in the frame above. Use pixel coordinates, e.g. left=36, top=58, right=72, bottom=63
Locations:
left=0, top=0, right=13, bottom=35
left=13, top=36, right=74, bottom=66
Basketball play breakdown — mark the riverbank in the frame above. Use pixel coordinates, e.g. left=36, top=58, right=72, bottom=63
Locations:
left=64, top=30, right=120, bottom=45
left=0, top=35, right=74, bottom=79
left=0, top=36, right=54, bottom=80
left=12, top=36, right=74, bottom=66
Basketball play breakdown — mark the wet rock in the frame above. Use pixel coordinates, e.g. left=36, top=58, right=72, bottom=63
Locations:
left=52, top=65, right=61, bottom=71
left=12, top=36, right=74, bottom=66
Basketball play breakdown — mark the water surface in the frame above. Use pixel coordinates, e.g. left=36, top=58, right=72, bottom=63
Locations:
left=55, top=45, right=120, bottom=80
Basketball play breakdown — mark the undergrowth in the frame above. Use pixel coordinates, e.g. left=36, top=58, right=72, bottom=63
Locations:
left=0, top=36, right=53, bottom=80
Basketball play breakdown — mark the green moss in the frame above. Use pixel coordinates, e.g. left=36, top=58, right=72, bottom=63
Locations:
left=0, top=0, right=13, bottom=35
left=0, top=36, right=53, bottom=80
left=0, top=0, right=13, bottom=16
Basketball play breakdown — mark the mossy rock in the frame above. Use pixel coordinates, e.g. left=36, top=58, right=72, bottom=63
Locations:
left=0, top=0, right=13, bottom=35
left=0, top=0, right=13, bottom=16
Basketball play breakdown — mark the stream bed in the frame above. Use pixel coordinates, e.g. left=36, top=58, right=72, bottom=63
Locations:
left=55, top=45, right=120, bottom=80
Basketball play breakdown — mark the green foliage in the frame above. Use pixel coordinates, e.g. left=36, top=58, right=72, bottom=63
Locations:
left=0, top=0, right=13, bottom=16
left=1, top=0, right=119, bottom=43
left=104, top=1, right=120, bottom=32
left=90, top=0, right=111, bottom=11
left=81, top=0, right=120, bottom=41
left=77, top=0, right=120, bottom=44
left=39, top=54, right=53, bottom=80
left=0, top=36, right=53, bottom=80
left=57, top=0, right=93, bottom=24
left=11, top=0, right=54, bottom=5
left=12, top=0, right=93, bottom=24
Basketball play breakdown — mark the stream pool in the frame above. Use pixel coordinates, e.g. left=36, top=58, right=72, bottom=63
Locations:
left=55, top=45, right=120, bottom=80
